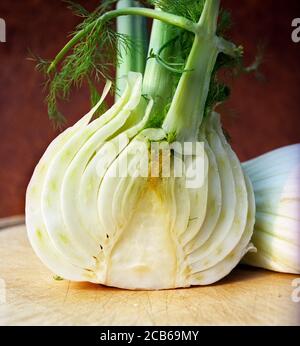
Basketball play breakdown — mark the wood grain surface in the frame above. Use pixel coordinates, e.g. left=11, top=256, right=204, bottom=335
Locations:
left=0, top=225, right=299, bottom=326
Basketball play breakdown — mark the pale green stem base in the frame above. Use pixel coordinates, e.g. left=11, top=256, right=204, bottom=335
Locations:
left=142, top=18, right=175, bottom=115
left=116, top=1, right=148, bottom=100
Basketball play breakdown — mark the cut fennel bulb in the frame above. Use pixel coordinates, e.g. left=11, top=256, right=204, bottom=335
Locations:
left=26, top=72, right=255, bottom=289
left=243, top=144, right=300, bottom=274
left=26, top=0, right=259, bottom=289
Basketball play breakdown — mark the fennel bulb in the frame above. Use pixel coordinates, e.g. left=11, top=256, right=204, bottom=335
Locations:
left=26, top=0, right=256, bottom=289
left=26, top=72, right=255, bottom=289
left=243, top=144, right=300, bottom=274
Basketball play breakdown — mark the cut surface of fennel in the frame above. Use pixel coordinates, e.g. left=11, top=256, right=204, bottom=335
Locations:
left=26, top=72, right=255, bottom=289
left=243, top=144, right=300, bottom=274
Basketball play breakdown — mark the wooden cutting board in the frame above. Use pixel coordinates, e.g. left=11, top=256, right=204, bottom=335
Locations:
left=0, top=225, right=299, bottom=326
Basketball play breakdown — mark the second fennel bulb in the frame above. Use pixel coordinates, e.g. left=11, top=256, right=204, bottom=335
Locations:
left=243, top=144, right=300, bottom=274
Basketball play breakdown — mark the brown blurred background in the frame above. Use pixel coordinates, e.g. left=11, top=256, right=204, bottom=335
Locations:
left=0, top=0, right=299, bottom=218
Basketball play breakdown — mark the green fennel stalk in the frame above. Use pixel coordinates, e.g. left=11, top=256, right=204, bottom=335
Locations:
left=115, top=0, right=148, bottom=99
left=162, top=0, right=220, bottom=141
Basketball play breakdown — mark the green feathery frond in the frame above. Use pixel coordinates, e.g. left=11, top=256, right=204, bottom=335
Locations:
left=148, top=0, right=205, bottom=22
left=38, top=2, right=131, bottom=125
left=64, top=0, right=90, bottom=17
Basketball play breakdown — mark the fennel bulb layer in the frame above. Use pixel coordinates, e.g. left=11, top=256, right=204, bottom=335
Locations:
left=243, top=144, right=300, bottom=274
left=26, top=72, right=255, bottom=290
